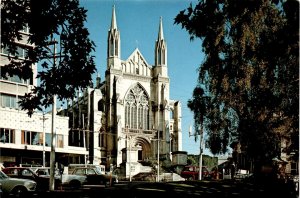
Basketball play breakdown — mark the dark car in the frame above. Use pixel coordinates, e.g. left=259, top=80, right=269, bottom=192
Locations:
left=180, top=166, right=210, bottom=180
left=2, top=167, right=61, bottom=191
left=71, top=167, right=118, bottom=186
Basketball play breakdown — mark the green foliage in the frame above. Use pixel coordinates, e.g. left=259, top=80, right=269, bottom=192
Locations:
left=175, top=0, right=299, bottom=162
left=1, top=0, right=96, bottom=116
left=187, top=154, right=218, bottom=170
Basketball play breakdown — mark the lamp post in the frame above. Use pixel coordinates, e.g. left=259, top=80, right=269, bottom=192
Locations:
left=157, top=130, right=160, bottom=182
left=125, top=125, right=132, bottom=182
left=40, top=112, right=49, bottom=167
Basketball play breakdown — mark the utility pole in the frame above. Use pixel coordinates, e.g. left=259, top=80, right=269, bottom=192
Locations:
left=49, top=95, right=56, bottom=191
left=48, top=39, right=58, bottom=191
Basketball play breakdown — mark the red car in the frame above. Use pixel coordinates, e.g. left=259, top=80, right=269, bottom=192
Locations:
left=180, top=165, right=210, bottom=180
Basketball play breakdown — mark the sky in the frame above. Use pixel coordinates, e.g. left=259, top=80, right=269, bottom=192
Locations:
left=79, top=0, right=210, bottom=155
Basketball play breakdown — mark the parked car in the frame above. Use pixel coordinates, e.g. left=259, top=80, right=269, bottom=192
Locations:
left=71, top=167, right=118, bottom=186
left=68, top=164, right=106, bottom=174
left=0, top=170, right=36, bottom=197
left=180, top=165, right=210, bottom=180
left=2, top=167, right=61, bottom=191
left=34, top=167, right=87, bottom=189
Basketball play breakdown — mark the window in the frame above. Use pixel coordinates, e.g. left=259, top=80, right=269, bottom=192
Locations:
left=291, top=162, right=298, bottom=175
left=57, top=134, right=63, bottom=148
left=124, top=84, right=149, bottom=130
left=0, top=67, right=30, bottom=85
left=110, top=38, right=114, bottom=56
left=0, top=128, right=15, bottom=143
left=115, top=39, right=118, bottom=56
left=45, top=133, right=63, bottom=148
left=0, top=46, right=28, bottom=58
left=87, top=169, right=95, bottom=175
left=21, top=131, right=43, bottom=145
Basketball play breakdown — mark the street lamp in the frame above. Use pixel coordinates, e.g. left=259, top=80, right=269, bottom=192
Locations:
left=157, top=130, right=160, bottom=182
left=125, top=125, right=132, bottom=182
left=40, top=112, right=49, bottom=167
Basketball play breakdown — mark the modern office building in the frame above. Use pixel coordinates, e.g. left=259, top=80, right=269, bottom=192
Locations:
left=0, top=25, right=87, bottom=168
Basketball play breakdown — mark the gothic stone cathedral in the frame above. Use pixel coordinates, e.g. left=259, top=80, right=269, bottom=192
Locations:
left=69, top=6, right=183, bottom=177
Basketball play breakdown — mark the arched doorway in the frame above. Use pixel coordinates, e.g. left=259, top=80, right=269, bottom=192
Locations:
left=133, top=136, right=151, bottom=162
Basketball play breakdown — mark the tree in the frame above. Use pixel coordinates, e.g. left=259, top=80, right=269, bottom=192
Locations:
left=175, top=0, right=299, bottom=164
left=1, top=0, right=96, bottom=116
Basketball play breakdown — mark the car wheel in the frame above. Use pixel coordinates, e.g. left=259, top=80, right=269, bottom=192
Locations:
left=11, top=186, right=27, bottom=198
left=69, top=180, right=81, bottom=189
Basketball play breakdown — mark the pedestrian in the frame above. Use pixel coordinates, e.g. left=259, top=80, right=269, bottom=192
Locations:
left=231, top=162, right=236, bottom=179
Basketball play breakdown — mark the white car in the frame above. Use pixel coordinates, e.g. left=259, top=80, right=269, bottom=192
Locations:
left=0, top=170, right=36, bottom=197
left=34, top=167, right=87, bottom=189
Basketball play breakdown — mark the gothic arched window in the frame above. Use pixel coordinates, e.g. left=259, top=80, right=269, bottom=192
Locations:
left=125, top=84, right=149, bottom=130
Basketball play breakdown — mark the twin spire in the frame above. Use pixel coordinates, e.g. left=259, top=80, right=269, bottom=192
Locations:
left=111, top=5, right=117, bottom=30
left=158, top=16, right=164, bottom=41
left=108, top=5, right=167, bottom=66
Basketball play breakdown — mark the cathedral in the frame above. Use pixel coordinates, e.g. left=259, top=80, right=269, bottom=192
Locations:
left=88, top=6, right=183, bottom=176
left=0, top=5, right=184, bottom=178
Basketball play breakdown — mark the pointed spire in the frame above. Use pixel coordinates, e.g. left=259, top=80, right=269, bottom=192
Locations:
left=158, top=16, right=164, bottom=40
left=111, top=5, right=117, bottom=30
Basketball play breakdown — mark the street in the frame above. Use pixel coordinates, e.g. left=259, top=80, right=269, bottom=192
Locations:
left=23, top=179, right=298, bottom=198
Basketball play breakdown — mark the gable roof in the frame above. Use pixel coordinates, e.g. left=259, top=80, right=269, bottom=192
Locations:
left=125, top=48, right=151, bottom=68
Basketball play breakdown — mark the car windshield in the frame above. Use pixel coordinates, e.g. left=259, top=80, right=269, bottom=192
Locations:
left=0, top=170, right=9, bottom=179
left=94, top=167, right=102, bottom=175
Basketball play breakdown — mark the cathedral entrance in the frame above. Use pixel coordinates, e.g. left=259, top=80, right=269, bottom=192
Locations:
left=132, top=136, right=151, bottom=162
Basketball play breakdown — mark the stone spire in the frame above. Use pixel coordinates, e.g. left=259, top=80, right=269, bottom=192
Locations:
left=155, top=17, right=167, bottom=67
left=111, top=5, right=117, bottom=30
left=158, top=17, right=164, bottom=41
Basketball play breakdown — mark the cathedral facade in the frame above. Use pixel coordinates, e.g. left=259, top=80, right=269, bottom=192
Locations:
left=94, top=6, right=182, bottom=176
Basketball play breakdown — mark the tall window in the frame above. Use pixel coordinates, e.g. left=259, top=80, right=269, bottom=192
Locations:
left=0, top=128, right=15, bottom=143
left=110, top=38, right=114, bottom=57
left=115, top=39, right=118, bottom=56
left=21, top=131, right=43, bottom=145
left=125, top=84, right=149, bottom=129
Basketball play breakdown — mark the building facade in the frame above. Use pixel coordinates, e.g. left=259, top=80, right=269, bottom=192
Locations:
left=0, top=25, right=87, bottom=168
left=0, top=6, right=183, bottom=178
left=65, top=6, right=183, bottom=177
left=102, top=6, right=182, bottom=175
